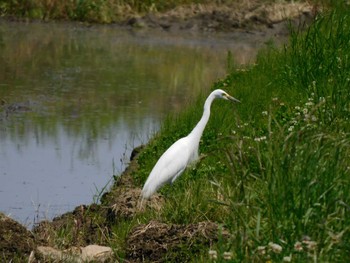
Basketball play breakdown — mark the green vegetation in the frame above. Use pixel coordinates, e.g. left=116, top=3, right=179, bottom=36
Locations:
left=0, top=0, right=219, bottom=23
left=125, top=3, right=350, bottom=262
left=0, top=0, right=334, bottom=23
left=26, top=2, right=347, bottom=262
left=2, top=1, right=350, bottom=262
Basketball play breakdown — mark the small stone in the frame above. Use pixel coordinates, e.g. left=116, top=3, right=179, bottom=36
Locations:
left=35, top=244, right=113, bottom=262
left=81, top=245, right=113, bottom=262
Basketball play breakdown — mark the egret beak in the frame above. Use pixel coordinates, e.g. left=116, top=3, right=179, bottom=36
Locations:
left=226, top=94, right=240, bottom=103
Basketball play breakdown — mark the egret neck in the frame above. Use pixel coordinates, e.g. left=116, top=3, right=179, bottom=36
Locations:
left=187, top=92, right=216, bottom=145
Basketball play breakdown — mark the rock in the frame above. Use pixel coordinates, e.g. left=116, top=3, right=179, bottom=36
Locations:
left=34, top=244, right=113, bottom=262
left=81, top=245, right=113, bottom=262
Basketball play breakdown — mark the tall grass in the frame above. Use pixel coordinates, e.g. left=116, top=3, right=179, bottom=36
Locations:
left=283, top=10, right=350, bottom=125
left=0, top=0, right=220, bottom=23
left=133, top=4, right=350, bottom=261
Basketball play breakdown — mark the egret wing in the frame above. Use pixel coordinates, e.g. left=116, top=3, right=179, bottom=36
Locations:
left=141, top=137, right=191, bottom=199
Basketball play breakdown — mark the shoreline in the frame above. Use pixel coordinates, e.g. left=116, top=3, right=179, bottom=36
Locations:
left=0, top=1, right=316, bottom=261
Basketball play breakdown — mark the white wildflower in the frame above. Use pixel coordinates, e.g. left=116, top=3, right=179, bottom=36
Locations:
left=303, top=240, right=317, bottom=251
left=223, top=252, right=233, bottom=260
left=305, top=101, right=314, bottom=107
left=294, top=241, right=303, bottom=252
left=254, top=136, right=267, bottom=142
left=283, top=255, right=292, bottom=262
left=257, top=246, right=266, bottom=255
left=268, top=242, right=282, bottom=254
left=209, top=250, right=217, bottom=259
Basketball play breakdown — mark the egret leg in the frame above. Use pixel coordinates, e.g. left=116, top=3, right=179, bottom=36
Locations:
left=137, top=195, right=145, bottom=211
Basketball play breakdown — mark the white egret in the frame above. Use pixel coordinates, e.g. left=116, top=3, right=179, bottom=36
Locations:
left=141, top=89, right=240, bottom=199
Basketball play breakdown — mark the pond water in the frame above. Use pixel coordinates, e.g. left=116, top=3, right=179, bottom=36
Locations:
left=0, top=20, right=270, bottom=227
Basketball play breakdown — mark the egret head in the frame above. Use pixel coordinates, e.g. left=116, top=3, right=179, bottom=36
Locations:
left=213, top=89, right=240, bottom=103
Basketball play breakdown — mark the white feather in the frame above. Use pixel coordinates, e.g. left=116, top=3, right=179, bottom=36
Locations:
left=141, top=89, right=239, bottom=199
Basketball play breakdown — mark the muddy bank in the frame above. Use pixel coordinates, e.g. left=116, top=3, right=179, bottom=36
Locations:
left=0, top=2, right=316, bottom=262
left=122, top=2, right=314, bottom=37
left=0, top=213, right=35, bottom=261
left=1, top=146, right=227, bottom=262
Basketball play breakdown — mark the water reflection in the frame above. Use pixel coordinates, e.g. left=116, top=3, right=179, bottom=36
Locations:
left=0, top=21, right=266, bottom=227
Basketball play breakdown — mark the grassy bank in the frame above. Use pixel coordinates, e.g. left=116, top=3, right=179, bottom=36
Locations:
left=2, top=1, right=349, bottom=262
left=0, top=0, right=231, bottom=23
left=125, top=3, right=350, bottom=262
left=0, top=0, right=334, bottom=24
left=23, top=2, right=349, bottom=262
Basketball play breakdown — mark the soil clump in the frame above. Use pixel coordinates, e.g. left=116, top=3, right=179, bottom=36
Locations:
left=127, top=220, right=228, bottom=262
left=0, top=212, right=35, bottom=261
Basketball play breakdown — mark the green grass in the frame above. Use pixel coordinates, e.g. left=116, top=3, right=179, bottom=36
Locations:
left=0, top=0, right=235, bottom=23
left=26, top=2, right=348, bottom=261
left=6, top=1, right=348, bottom=262
left=128, top=3, right=350, bottom=262
left=0, top=0, right=339, bottom=24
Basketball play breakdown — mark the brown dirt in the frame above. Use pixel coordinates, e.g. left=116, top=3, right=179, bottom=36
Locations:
left=126, top=220, right=229, bottom=262
left=0, top=2, right=316, bottom=262
left=0, top=212, right=35, bottom=261
left=33, top=204, right=109, bottom=248
left=124, top=1, right=315, bottom=36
